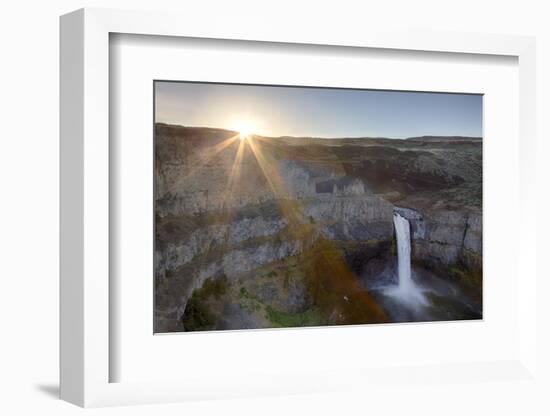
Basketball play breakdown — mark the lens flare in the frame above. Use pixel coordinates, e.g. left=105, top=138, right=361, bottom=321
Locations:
left=232, top=120, right=257, bottom=140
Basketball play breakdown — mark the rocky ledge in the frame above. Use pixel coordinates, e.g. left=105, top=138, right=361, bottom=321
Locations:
left=154, top=124, right=483, bottom=331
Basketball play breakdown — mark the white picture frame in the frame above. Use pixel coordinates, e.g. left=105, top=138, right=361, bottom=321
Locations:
left=60, top=7, right=538, bottom=407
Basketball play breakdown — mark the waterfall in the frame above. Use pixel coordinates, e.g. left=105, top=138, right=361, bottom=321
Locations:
left=387, top=212, right=426, bottom=305
left=393, top=213, right=413, bottom=291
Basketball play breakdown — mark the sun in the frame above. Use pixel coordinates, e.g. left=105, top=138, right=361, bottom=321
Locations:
left=238, top=125, right=255, bottom=140
left=233, top=121, right=257, bottom=141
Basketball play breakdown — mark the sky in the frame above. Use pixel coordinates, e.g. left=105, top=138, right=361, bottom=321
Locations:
left=155, top=81, right=483, bottom=139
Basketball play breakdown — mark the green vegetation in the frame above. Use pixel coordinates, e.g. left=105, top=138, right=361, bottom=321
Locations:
left=425, top=292, right=481, bottom=321
left=238, top=286, right=262, bottom=313
left=265, top=305, right=322, bottom=328
left=200, top=275, right=228, bottom=298
left=180, top=296, right=216, bottom=331
left=449, top=253, right=482, bottom=287
left=450, top=266, right=475, bottom=286
left=448, top=259, right=482, bottom=304
left=180, top=276, right=228, bottom=331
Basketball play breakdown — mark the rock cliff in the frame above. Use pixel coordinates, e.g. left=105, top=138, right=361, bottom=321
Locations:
left=154, top=124, right=482, bottom=331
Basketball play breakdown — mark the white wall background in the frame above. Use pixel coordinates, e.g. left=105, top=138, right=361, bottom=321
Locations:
left=0, top=0, right=548, bottom=415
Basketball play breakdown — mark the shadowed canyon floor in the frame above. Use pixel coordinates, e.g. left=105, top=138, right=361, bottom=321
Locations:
left=154, top=124, right=482, bottom=332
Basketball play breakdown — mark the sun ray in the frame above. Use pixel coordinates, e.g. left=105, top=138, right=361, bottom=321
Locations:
left=171, top=131, right=387, bottom=326
left=223, top=137, right=247, bottom=206
left=192, top=137, right=249, bottom=276
left=168, top=133, right=240, bottom=194
left=245, top=137, right=387, bottom=323
left=247, top=137, right=311, bottom=233
left=187, top=133, right=240, bottom=175
left=246, top=138, right=286, bottom=198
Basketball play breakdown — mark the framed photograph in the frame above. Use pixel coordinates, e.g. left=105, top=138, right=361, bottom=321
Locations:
left=153, top=81, right=483, bottom=334
left=60, top=8, right=538, bottom=407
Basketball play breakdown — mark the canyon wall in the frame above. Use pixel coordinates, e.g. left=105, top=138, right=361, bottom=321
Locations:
left=154, top=124, right=482, bottom=331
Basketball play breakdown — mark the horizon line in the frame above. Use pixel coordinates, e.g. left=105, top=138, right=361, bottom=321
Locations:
left=155, top=122, right=483, bottom=141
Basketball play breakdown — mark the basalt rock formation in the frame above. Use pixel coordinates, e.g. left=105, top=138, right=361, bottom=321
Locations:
left=154, top=124, right=482, bottom=332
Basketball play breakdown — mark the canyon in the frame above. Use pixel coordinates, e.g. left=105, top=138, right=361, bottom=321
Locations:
left=154, top=124, right=482, bottom=332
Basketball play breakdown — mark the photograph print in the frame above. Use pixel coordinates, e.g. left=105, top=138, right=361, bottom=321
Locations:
left=154, top=81, right=482, bottom=333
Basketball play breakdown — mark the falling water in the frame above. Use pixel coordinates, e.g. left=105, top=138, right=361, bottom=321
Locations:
left=387, top=212, right=427, bottom=306
left=393, top=213, right=414, bottom=291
